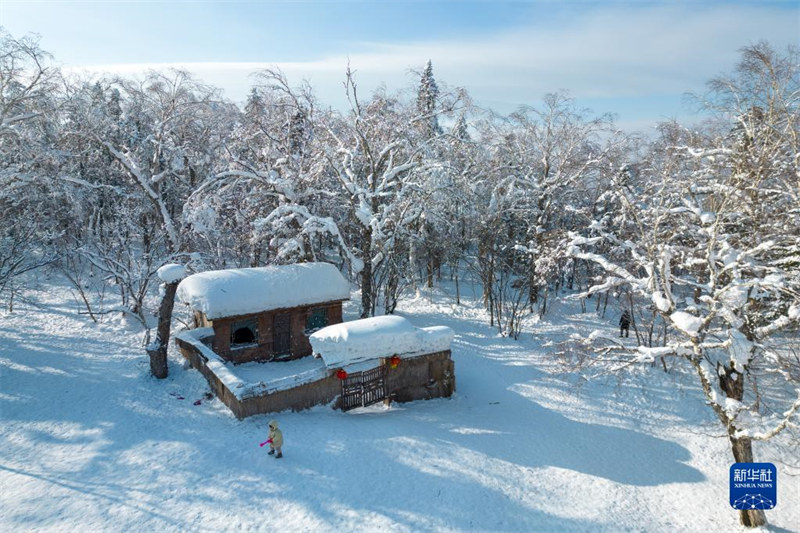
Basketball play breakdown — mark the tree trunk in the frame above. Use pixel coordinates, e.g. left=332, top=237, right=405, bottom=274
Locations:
left=408, top=237, right=418, bottom=296
left=730, top=436, right=768, bottom=528
left=528, top=267, right=537, bottom=313
left=384, top=259, right=399, bottom=314
left=569, top=260, right=576, bottom=290
left=720, top=363, right=767, bottom=528
left=539, top=287, right=548, bottom=318
left=455, top=269, right=460, bottom=306
left=360, top=226, right=373, bottom=318
left=147, top=280, right=180, bottom=379
left=426, top=259, right=434, bottom=289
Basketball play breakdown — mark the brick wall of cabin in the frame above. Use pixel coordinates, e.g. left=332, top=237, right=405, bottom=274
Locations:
left=207, top=301, right=344, bottom=364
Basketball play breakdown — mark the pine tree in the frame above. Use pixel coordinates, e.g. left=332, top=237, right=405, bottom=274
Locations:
left=416, top=60, right=441, bottom=138
left=452, top=112, right=469, bottom=142
left=244, top=87, right=265, bottom=120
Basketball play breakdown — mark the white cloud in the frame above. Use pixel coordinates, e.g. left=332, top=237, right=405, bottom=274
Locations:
left=63, top=4, right=797, bottom=125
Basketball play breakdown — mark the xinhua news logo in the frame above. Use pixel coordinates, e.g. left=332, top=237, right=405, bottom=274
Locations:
left=730, top=463, right=777, bottom=510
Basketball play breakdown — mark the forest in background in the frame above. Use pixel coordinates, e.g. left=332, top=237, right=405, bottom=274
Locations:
left=1, top=30, right=798, bottom=527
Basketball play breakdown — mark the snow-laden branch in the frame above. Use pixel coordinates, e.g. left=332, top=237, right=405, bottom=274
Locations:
left=0, top=112, right=42, bottom=129
left=754, top=305, right=800, bottom=339
left=567, top=243, right=641, bottom=288
left=377, top=161, right=415, bottom=194
left=59, top=175, right=125, bottom=195
left=213, top=169, right=296, bottom=202
left=734, top=393, right=800, bottom=441
left=568, top=276, right=628, bottom=299
left=253, top=204, right=364, bottom=273
left=100, top=140, right=181, bottom=253
left=674, top=146, right=734, bottom=159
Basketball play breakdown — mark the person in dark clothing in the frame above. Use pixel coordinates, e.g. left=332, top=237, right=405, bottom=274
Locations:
left=619, top=309, right=631, bottom=338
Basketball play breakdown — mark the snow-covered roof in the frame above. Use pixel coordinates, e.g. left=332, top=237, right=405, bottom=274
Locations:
left=309, top=315, right=454, bottom=368
left=176, top=263, right=349, bottom=319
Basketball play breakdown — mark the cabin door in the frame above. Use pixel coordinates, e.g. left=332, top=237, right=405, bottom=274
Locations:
left=272, top=312, right=291, bottom=357
left=340, top=365, right=387, bottom=411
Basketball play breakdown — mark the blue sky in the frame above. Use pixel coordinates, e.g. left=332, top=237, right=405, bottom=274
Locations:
left=1, top=1, right=798, bottom=130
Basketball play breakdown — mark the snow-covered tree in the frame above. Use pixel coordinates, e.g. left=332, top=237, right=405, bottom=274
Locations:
left=183, top=68, right=331, bottom=269
left=569, top=43, right=799, bottom=528
left=97, top=69, right=231, bottom=255
left=406, top=62, right=470, bottom=293
left=462, top=95, right=623, bottom=333
left=0, top=30, right=61, bottom=307
left=421, top=107, right=481, bottom=304
left=46, top=69, right=236, bottom=321
left=507, top=93, right=623, bottom=314
left=320, top=68, right=425, bottom=316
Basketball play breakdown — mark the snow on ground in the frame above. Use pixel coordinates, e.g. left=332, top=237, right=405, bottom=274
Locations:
left=1, top=277, right=798, bottom=532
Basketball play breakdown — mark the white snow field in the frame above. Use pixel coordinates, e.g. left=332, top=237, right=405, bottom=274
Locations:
left=1, top=279, right=798, bottom=532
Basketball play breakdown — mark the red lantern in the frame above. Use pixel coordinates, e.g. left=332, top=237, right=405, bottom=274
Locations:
left=336, top=369, right=348, bottom=380
left=389, top=355, right=400, bottom=369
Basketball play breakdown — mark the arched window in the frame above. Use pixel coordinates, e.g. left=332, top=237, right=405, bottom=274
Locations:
left=230, top=319, right=258, bottom=348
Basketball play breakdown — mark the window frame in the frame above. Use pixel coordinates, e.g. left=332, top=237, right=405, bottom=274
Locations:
left=230, top=318, right=259, bottom=349
left=305, top=306, right=329, bottom=334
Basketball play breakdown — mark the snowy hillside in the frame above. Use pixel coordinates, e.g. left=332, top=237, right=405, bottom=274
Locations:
left=1, top=279, right=797, bottom=532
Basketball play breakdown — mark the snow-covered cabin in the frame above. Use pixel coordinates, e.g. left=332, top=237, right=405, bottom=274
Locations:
left=173, top=263, right=456, bottom=418
left=176, top=263, right=350, bottom=364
